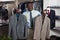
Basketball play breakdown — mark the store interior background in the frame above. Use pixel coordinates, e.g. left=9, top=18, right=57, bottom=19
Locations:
left=44, top=0, right=60, bottom=27
left=0, top=0, right=60, bottom=27
left=0, top=0, right=60, bottom=40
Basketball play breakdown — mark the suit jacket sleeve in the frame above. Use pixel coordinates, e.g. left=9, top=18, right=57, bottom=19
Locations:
left=8, top=17, right=12, bottom=37
left=50, top=10, right=55, bottom=20
left=47, top=18, right=50, bottom=39
left=24, top=16, right=28, bottom=37
left=23, top=15, right=28, bottom=38
left=34, top=17, right=41, bottom=40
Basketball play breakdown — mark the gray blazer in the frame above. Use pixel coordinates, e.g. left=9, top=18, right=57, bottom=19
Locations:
left=34, top=16, right=50, bottom=40
left=8, top=14, right=28, bottom=40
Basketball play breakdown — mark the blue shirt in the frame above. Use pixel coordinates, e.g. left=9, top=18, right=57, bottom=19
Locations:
left=16, top=13, right=20, bottom=21
left=23, top=10, right=41, bottom=28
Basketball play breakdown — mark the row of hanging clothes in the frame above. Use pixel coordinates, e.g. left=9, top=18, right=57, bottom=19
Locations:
left=0, top=5, right=8, bottom=26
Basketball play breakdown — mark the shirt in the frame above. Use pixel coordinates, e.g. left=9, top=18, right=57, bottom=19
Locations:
left=16, top=13, right=20, bottom=21
left=23, top=10, right=41, bottom=28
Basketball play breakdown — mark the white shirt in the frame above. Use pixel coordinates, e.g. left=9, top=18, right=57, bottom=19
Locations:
left=23, top=10, right=41, bottom=28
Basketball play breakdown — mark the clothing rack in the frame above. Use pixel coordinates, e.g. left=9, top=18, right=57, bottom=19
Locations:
left=47, top=6, right=60, bottom=9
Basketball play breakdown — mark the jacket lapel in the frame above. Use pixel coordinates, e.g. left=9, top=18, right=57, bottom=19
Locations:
left=17, top=14, right=21, bottom=25
left=41, top=16, right=48, bottom=40
left=17, top=14, right=24, bottom=26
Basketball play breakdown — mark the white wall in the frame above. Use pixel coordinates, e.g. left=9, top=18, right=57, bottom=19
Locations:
left=43, top=0, right=60, bottom=27
left=43, top=0, right=49, bottom=9
left=43, top=0, right=60, bottom=9
left=0, top=0, right=15, bottom=1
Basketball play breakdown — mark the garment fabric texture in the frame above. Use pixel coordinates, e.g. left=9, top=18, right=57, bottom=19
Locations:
left=34, top=16, right=50, bottom=40
left=8, top=14, right=28, bottom=40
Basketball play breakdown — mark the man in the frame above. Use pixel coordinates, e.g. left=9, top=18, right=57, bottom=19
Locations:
left=47, top=8, right=55, bottom=29
left=23, top=2, right=41, bottom=40
left=18, top=3, right=26, bottom=13
left=34, top=10, right=50, bottom=40
left=8, top=9, right=28, bottom=40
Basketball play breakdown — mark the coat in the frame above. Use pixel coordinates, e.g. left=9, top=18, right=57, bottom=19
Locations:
left=48, top=10, right=55, bottom=29
left=34, top=16, right=50, bottom=40
left=8, top=14, right=28, bottom=40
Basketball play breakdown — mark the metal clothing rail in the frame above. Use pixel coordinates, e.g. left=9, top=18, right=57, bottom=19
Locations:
left=47, top=6, right=60, bottom=9
left=19, top=1, right=42, bottom=4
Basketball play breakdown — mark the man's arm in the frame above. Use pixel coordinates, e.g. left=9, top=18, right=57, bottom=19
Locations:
left=8, top=17, right=12, bottom=37
left=47, top=18, right=50, bottom=39
left=37, top=11, right=41, bottom=16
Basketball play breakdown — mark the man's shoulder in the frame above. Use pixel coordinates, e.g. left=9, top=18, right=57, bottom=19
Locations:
left=9, top=15, right=15, bottom=20
left=23, top=11, right=29, bottom=14
left=36, top=16, right=41, bottom=19
left=32, top=10, right=39, bottom=12
left=21, top=14, right=26, bottom=18
left=23, top=10, right=40, bottom=13
left=10, top=15, right=15, bottom=18
left=20, top=14, right=24, bottom=16
left=46, top=16, right=50, bottom=21
left=32, top=10, right=41, bottom=14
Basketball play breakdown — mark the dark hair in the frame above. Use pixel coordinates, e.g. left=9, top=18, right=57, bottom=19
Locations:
left=13, top=9, right=16, bottom=14
left=26, top=2, right=33, bottom=7
left=41, top=9, right=47, bottom=14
